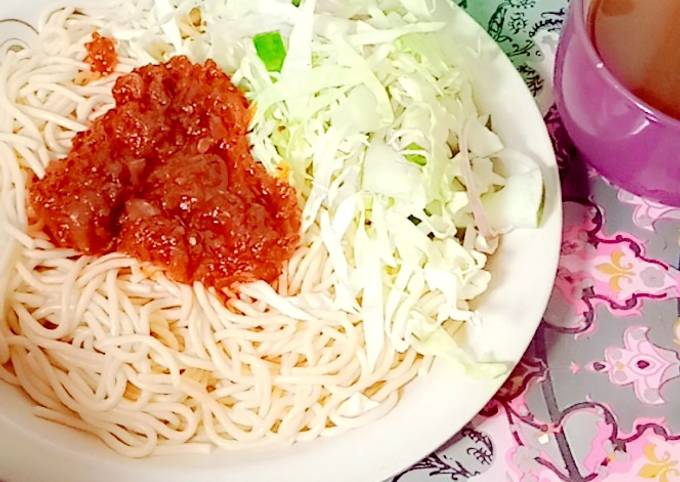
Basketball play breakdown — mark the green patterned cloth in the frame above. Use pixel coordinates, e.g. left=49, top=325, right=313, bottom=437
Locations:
left=462, top=0, right=566, bottom=88
left=460, top=0, right=568, bottom=113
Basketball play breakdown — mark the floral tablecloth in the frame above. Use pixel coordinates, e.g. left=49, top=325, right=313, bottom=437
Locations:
left=391, top=1, right=680, bottom=481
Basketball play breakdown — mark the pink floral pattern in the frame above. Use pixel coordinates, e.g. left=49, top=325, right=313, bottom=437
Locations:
left=619, top=190, right=680, bottom=232
left=589, top=326, right=680, bottom=405
left=543, top=200, right=679, bottom=336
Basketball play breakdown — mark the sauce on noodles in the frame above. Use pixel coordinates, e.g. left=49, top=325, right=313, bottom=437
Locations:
left=84, top=32, right=118, bottom=75
left=30, top=56, right=301, bottom=289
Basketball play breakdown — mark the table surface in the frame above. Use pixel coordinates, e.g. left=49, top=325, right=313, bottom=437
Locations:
left=390, top=1, right=680, bottom=481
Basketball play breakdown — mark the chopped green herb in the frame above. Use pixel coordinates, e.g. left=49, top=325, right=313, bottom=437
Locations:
left=404, top=142, right=427, bottom=166
left=408, top=215, right=421, bottom=226
left=292, top=0, right=301, bottom=6
left=253, top=31, right=287, bottom=72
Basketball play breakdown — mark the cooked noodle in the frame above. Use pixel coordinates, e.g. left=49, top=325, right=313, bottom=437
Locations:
left=0, top=4, right=429, bottom=457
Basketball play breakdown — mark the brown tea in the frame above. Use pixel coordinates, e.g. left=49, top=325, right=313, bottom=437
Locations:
left=589, top=0, right=680, bottom=119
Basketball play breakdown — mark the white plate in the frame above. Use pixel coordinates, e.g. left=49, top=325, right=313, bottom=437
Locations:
left=0, top=2, right=562, bottom=481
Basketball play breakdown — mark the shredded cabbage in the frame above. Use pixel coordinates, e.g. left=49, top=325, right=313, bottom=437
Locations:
left=115, top=0, right=544, bottom=378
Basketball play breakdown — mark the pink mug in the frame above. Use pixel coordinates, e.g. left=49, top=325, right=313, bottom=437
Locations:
left=554, top=0, right=680, bottom=206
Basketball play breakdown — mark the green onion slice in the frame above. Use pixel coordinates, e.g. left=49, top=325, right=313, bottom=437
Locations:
left=253, top=31, right=287, bottom=73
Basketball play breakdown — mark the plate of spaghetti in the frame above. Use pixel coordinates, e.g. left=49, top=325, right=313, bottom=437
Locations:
left=0, top=0, right=561, bottom=481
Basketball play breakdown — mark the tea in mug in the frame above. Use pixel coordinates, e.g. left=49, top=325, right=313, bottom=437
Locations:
left=590, top=0, right=680, bottom=119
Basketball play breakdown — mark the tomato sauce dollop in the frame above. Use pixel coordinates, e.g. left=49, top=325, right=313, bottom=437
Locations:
left=85, top=33, right=118, bottom=75
left=31, top=56, right=301, bottom=289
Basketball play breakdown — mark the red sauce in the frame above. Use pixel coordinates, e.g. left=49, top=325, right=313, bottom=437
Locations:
left=85, top=32, right=118, bottom=75
left=30, top=56, right=301, bottom=289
